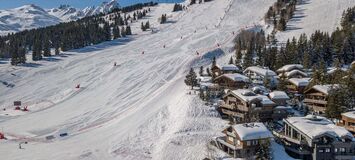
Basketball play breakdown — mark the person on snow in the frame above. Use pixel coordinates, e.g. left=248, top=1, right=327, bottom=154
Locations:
left=196, top=51, right=199, bottom=55
left=75, top=84, right=80, bottom=89
left=114, top=62, right=117, bottom=67
left=142, top=51, right=145, bottom=55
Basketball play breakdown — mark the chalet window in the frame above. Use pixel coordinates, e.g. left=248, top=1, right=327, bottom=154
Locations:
left=325, top=148, right=330, bottom=153
left=228, top=136, right=234, bottom=143
left=319, top=149, right=323, bottom=153
left=236, top=140, right=240, bottom=145
left=252, top=140, right=258, bottom=145
left=246, top=141, right=251, bottom=146
left=340, top=148, right=346, bottom=153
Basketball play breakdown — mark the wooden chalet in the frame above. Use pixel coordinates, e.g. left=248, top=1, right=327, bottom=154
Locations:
left=220, top=89, right=275, bottom=122
left=303, top=85, right=336, bottom=114
left=213, top=73, right=250, bottom=90
left=214, top=123, right=273, bottom=158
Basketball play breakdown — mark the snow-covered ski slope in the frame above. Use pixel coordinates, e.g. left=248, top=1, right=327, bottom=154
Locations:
left=276, top=0, right=355, bottom=42
left=0, top=0, right=293, bottom=159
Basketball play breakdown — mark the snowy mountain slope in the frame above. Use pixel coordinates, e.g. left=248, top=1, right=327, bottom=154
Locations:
left=0, top=0, right=281, bottom=160
left=0, top=4, right=61, bottom=35
left=47, top=5, right=85, bottom=22
left=82, top=0, right=120, bottom=17
left=0, top=0, right=120, bottom=35
left=276, top=0, right=355, bottom=42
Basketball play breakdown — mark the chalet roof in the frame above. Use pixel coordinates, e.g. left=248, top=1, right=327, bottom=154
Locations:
left=327, top=67, right=348, bottom=74
left=221, top=64, right=239, bottom=71
left=284, top=115, right=353, bottom=140
left=342, top=111, right=355, bottom=119
left=280, top=70, right=308, bottom=78
left=311, top=84, right=338, bottom=95
left=277, top=64, right=304, bottom=73
left=198, top=76, right=212, bottom=83
left=244, top=66, right=277, bottom=77
left=216, top=73, right=250, bottom=82
left=269, top=91, right=290, bottom=100
left=232, top=123, right=273, bottom=141
left=288, top=78, right=310, bottom=87
left=231, top=89, right=275, bottom=105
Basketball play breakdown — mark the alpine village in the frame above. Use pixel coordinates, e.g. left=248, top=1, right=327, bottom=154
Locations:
left=0, top=0, right=354, bottom=160
left=184, top=1, right=355, bottom=160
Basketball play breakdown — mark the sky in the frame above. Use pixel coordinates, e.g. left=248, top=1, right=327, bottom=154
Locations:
left=0, top=0, right=183, bottom=9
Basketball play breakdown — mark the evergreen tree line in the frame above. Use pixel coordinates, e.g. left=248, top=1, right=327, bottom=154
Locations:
left=234, top=6, right=355, bottom=72
left=173, top=3, right=184, bottom=12
left=264, top=0, right=297, bottom=31
left=1, top=2, right=157, bottom=65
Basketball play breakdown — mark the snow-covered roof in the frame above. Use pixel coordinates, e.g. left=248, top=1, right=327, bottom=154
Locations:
left=231, top=89, right=275, bottom=105
left=277, top=64, right=304, bottom=73
left=269, top=91, right=290, bottom=100
left=244, top=66, right=277, bottom=77
left=232, top=123, right=273, bottom=141
left=342, top=111, right=355, bottom=119
left=221, top=64, right=239, bottom=71
left=198, top=76, right=212, bottom=83
left=280, top=70, right=308, bottom=78
left=285, top=115, right=353, bottom=139
left=311, top=84, right=338, bottom=95
left=274, top=106, right=292, bottom=109
left=288, top=78, right=310, bottom=87
left=327, top=67, right=348, bottom=74
left=217, top=73, right=250, bottom=82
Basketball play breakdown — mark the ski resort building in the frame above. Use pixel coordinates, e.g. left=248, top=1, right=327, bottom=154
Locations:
left=243, top=66, right=278, bottom=88
left=219, top=89, right=275, bottom=122
left=277, top=64, right=308, bottom=79
left=337, top=111, right=355, bottom=135
left=213, top=73, right=250, bottom=90
left=215, top=123, right=273, bottom=158
left=287, top=78, right=310, bottom=94
left=303, top=85, right=336, bottom=114
left=279, top=115, right=355, bottom=160
left=268, top=91, right=290, bottom=106
left=211, top=64, right=240, bottom=78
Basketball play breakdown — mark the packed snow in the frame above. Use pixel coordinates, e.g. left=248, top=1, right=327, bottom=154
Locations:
left=275, top=0, right=355, bottom=42
left=0, top=0, right=281, bottom=159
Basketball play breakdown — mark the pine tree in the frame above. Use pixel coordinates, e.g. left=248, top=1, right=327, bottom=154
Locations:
left=302, top=51, right=311, bottom=69
left=121, top=27, right=126, bottom=37
left=113, top=26, right=121, bottom=39
left=43, top=37, right=51, bottom=57
left=277, top=72, right=288, bottom=91
left=278, top=17, right=287, bottom=31
left=206, top=68, right=211, bottom=76
left=235, top=49, right=242, bottom=66
left=325, top=86, right=347, bottom=119
left=184, top=68, right=198, bottom=89
left=141, top=22, right=146, bottom=31
left=212, top=57, right=217, bottom=68
left=255, top=140, right=271, bottom=160
left=229, top=56, right=234, bottom=64
left=125, top=26, right=132, bottom=35
left=199, top=66, right=204, bottom=76
left=145, top=21, right=150, bottom=29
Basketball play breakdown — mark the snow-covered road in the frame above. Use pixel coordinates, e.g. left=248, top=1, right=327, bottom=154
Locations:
left=0, top=0, right=279, bottom=159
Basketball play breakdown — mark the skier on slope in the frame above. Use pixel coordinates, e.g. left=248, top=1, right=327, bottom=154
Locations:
left=114, top=62, right=117, bottom=67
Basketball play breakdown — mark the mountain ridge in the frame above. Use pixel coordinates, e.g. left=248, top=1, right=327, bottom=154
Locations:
left=0, top=0, right=120, bottom=35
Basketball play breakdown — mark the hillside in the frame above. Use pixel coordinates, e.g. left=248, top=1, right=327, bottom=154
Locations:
left=0, top=0, right=277, bottom=159
left=0, top=0, right=352, bottom=159
left=275, top=0, right=355, bottom=42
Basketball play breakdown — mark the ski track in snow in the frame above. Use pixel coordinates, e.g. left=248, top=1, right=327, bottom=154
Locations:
left=1, top=0, right=345, bottom=159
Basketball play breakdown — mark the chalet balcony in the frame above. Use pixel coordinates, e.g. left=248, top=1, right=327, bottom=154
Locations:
left=221, top=108, right=246, bottom=118
left=215, top=136, right=242, bottom=151
left=275, top=132, right=302, bottom=145
left=303, top=98, right=327, bottom=105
